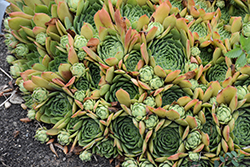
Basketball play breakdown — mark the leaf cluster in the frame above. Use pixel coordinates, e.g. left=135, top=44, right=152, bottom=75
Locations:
left=214, top=151, right=245, bottom=167
left=225, top=35, right=250, bottom=67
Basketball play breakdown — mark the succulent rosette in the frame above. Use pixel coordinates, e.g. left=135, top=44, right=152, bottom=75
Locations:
left=73, top=0, right=103, bottom=33
left=36, top=92, right=72, bottom=124
left=148, top=120, right=187, bottom=162
left=78, top=117, right=105, bottom=149
left=27, top=109, right=36, bottom=120
left=70, top=63, right=86, bottom=78
left=123, top=50, right=142, bottom=72
left=139, top=160, right=154, bottom=167
left=34, top=127, right=50, bottom=144
left=83, top=99, right=95, bottom=111
left=205, top=61, right=229, bottom=82
left=185, top=131, right=202, bottom=150
left=144, top=114, right=159, bottom=130
left=95, top=104, right=109, bottom=120
left=131, top=103, right=147, bottom=121
left=232, top=106, right=250, bottom=155
left=216, top=104, right=232, bottom=125
left=139, top=66, right=154, bottom=83
left=92, top=137, right=118, bottom=159
left=119, top=0, right=154, bottom=29
left=111, top=116, right=143, bottom=156
left=143, top=96, right=156, bottom=108
left=79, top=150, right=92, bottom=162
left=57, top=131, right=71, bottom=145
left=13, top=43, right=29, bottom=58
left=121, top=158, right=138, bottom=167
left=35, top=32, right=47, bottom=46
left=31, top=87, right=49, bottom=103
left=100, top=73, right=139, bottom=103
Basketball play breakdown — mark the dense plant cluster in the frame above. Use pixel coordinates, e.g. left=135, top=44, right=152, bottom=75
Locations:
left=3, top=0, right=250, bottom=166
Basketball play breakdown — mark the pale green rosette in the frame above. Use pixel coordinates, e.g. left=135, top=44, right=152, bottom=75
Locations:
left=57, top=131, right=71, bottom=145
left=32, top=87, right=49, bottom=103
left=121, top=158, right=138, bottom=167
left=191, top=46, right=201, bottom=56
left=74, top=90, right=86, bottom=102
left=36, top=32, right=47, bottom=46
left=60, top=35, right=69, bottom=48
left=243, top=22, right=250, bottom=37
left=74, top=35, right=88, bottom=50
left=6, top=55, right=16, bottom=64
left=14, top=43, right=29, bottom=57
left=188, top=151, right=199, bottom=161
left=147, top=22, right=164, bottom=36
left=68, top=0, right=79, bottom=12
left=131, top=103, right=147, bottom=121
left=169, top=105, right=185, bottom=119
left=216, top=104, right=232, bottom=124
left=144, top=114, right=159, bottom=130
left=139, top=66, right=154, bottom=83
left=79, top=150, right=92, bottom=162
left=70, top=63, right=86, bottom=78
left=27, top=109, right=36, bottom=120
left=143, top=96, right=156, bottom=108
left=236, top=85, right=249, bottom=100
left=149, top=76, right=164, bottom=89
left=185, top=131, right=202, bottom=150
left=10, top=63, right=23, bottom=78
left=139, top=160, right=154, bottom=167
left=95, top=104, right=109, bottom=120
left=34, top=127, right=49, bottom=144
left=83, top=99, right=95, bottom=111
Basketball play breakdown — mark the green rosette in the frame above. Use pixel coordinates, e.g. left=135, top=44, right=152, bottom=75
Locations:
left=179, top=157, right=213, bottom=167
left=66, top=117, right=83, bottom=133
left=161, top=85, right=189, bottom=107
left=202, top=108, right=221, bottom=153
left=78, top=117, right=104, bottom=148
left=120, top=2, right=153, bottom=29
left=74, top=77, right=91, bottom=91
left=88, top=62, right=101, bottom=89
left=103, top=74, right=139, bottom=102
left=123, top=50, right=142, bottom=72
left=149, top=122, right=184, bottom=159
left=206, top=62, right=228, bottom=82
left=148, top=28, right=187, bottom=72
left=38, top=92, right=72, bottom=124
left=199, top=47, right=213, bottom=66
left=73, top=0, right=103, bottom=33
left=111, top=116, right=143, bottom=156
left=92, top=137, right=118, bottom=159
left=232, top=106, right=250, bottom=150
left=97, top=35, right=124, bottom=65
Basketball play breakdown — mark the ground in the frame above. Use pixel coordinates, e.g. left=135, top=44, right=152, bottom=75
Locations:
left=0, top=19, right=114, bottom=167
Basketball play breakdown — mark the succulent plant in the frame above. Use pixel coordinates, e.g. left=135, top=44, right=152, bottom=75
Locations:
left=139, top=66, right=154, bottom=83
left=5, top=0, right=250, bottom=165
left=70, top=63, right=86, bottom=78
left=131, top=103, right=147, bottom=121
left=216, top=104, right=232, bottom=124
left=31, top=87, right=49, bottom=103
left=74, top=90, right=86, bottom=102
left=139, top=160, right=154, bottom=167
left=144, top=114, right=159, bottom=130
left=112, top=116, right=143, bottom=156
left=121, top=158, right=138, bottom=167
left=95, top=104, right=109, bottom=120
left=34, top=127, right=49, bottom=144
left=37, top=92, right=72, bottom=124
left=57, top=131, right=71, bottom=145
left=83, top=99, right=95, bottom=111
left=78, top=118, right=104, bottom=148
left=92, top=137, right=118, bottom=159
left=36, top=32, right=47, bottom=46
left=185, top=131, right=202, bottom=150
left=27, top=109, right=36, bottom=120
left=79, top=150, right=92, bottom=162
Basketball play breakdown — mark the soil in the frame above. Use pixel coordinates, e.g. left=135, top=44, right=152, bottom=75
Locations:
left=0, top=18, right=114, bottom=167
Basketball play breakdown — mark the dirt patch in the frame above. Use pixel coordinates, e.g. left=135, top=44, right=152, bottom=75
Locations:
left=0, top=20, right=114, bottom=167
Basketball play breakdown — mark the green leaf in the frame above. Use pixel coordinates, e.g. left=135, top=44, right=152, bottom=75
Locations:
left=220, top=155, right=225, bottom=162
left=226, top=152, right=233, bottom=158
left=242, top=36, right=250, bottom=52
left=232, top=160, right=239, bottom=166
left=231, top=151, right=238, bottom=157
left=214, top=160, right=220, bottom=167
left=236, top=53, right=247, bottom=67
left=225, top=47, right=243, bottom=58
